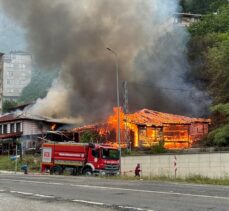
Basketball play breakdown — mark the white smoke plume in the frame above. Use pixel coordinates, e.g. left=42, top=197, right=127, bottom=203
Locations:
left=0, top=0, right=209, bottom=124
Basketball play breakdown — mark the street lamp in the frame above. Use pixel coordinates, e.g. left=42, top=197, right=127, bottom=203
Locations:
left=106, top=47, right=121, bottom=161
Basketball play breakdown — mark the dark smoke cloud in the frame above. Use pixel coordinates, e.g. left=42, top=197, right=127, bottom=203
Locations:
left=0, top=0, right=209, bottom=124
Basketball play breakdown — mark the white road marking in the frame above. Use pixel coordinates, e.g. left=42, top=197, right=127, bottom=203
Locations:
left=10, top=190, right=33, bottom=195
left=34, top=194, right=55, bottom=198
left=72, top=200, right=153, bottom=211
left=14, top=191, right=33, bottom=195
left=10, top=190, right=54, bottom=198
left=72, top=199, right=104, bottom=205
left=0, top=189, right=5, bottom=192
left=69, top=184, right=229, bottom=200
left=2, top=178, right=229, bottom=200
left=49, top=182, right=63, bottom=185
left=118, top=205, right=154, bottom=211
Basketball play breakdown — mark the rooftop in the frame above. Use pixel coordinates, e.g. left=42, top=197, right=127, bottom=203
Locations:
left=72, top=108, right=211, bottom=132
left=127, top=109, right=211, bottom=126
left=0, top=112, right=72, bottom=125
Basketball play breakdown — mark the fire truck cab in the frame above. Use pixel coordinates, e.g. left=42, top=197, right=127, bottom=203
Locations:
left=41, top=142, right=120, bottom=176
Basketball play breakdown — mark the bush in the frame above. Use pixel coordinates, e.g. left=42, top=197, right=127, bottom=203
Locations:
left=3, top=100, right=18, bottom=113
left=208, top=124, right=229, bottom=146
left=206, top=103, right=229, bottom=146
left=21, top=155, right=41, bottom=171
left=148, top=140, right=167, bottom=154
left=80, top=131, right=102, bottom=143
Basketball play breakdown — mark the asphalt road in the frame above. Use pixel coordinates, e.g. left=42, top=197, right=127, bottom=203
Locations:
left=0, top=192, right=112, bottom=211
left=0, top=174, right=229, bottom=211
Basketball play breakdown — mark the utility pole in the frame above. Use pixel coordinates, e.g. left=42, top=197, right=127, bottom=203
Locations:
left=123, top=81, right=131, bottom=151
left=106, top=48, right=121, bottom=161
left=15, top=143, right=17, bottom=174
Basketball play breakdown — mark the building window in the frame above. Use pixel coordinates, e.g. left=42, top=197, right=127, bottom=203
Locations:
left=16, top=122, right=21, bottom=132
left=3, top=124, right=8, bottom=134
left=7, top=72, right=13, bottom=77
left=10, top=123, right=14, bottom=133
left=0, top=125, right=2, bottom=134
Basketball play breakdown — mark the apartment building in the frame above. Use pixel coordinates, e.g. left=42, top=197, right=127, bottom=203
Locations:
left=3, top=51, right=32, bottom=99
left=0, top=53, right=4, bottom=114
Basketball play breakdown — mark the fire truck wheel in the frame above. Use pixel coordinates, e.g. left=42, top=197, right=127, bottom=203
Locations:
left=50, top=166, right=63, bottom=175
left=83, top=167, right=92, bottom=176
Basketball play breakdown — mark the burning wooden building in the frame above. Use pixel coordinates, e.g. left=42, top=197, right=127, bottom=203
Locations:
left=126, top=109, right=210, bottom=149
left=72, top=108, right=211, bottom=149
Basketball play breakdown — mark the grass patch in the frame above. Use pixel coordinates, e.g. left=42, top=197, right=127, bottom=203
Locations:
left=144, top=175, right=229, bottom=185
left=184, top=175, right=229, bottom=185
left=122, top=142, right=167, bottom=156
left=102, top=175, right=229, bottom=185
left=0, top=155, right=41, bottom=172
left=0, top=155, right=15, bottom=171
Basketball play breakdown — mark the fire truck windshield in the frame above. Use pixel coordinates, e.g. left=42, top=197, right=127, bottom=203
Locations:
left=102, top=148, right=119, bottom=160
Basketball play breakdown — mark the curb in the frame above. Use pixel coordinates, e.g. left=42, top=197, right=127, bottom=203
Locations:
left=0, top=170, right=24, bottom=175
left=0, top=170, right=49, bottom=176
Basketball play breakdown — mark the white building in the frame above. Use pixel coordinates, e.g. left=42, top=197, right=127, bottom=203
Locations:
left=3, top=51, right=32, bottom=99
left=173, top=13, right=202, bottom=27
left=0, top=112, right=69, bottom=154
left=0, top=53, right=4, bottom=114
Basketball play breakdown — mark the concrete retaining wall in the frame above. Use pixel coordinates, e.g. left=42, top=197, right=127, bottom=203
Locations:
left=121, top=152, right=229, bottom=179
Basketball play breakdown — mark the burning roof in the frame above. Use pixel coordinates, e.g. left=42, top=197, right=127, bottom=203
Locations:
left=126, top=109, right=211, bottom=126
left=72, top=108, right=211, bottom=132
left=73, top=123, right=107, bottom=133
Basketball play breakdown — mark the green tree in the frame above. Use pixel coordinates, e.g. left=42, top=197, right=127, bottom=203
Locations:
left=187, top=4, right=229, bottom=146
left=3, top=100, right=18, bottom=113
left=189, top=5, right=229, bottom=36
left=188, top=4, right=229, bottom=103
left=207, top=104, right=229, bottom=146
left=206, top=38, right=229, bottom=103
left=19, top=68, right=58, bottom=103
left=180, top=0, right=228, bottom=14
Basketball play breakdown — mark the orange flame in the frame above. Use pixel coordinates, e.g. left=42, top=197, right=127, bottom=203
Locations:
left=51, top=124, right=57, bottom=131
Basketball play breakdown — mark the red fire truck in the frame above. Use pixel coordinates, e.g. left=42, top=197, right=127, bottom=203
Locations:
left=41, top=142, right=120, bottom=176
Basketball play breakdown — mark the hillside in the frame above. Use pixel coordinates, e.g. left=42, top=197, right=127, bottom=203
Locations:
left=181, top=0, right=229, bottom=146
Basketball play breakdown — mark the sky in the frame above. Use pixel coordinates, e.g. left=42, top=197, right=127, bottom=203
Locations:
left=0, top=9, right=26, bottom=53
